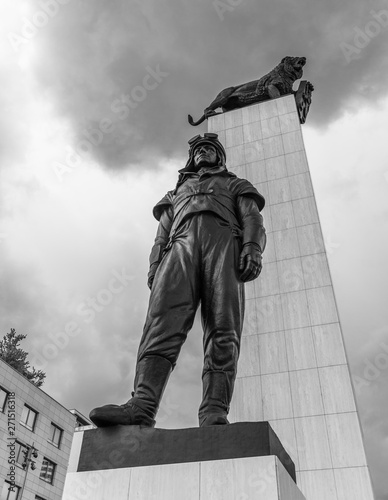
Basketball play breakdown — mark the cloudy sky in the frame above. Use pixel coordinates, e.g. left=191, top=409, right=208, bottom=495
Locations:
left=1, top=0, right=388, bottom=497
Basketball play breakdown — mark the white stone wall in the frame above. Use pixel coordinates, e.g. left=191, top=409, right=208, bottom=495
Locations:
left=63, top=455, right=305, bottom=500
left=208, top=96, right=375, bottom=500
left=0, top=359, right=75, bottom=500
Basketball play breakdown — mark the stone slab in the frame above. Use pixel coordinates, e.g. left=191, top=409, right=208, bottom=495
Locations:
left=64, top=456, right=305, bottom=500
left=77, top=421, right=296, bottom=481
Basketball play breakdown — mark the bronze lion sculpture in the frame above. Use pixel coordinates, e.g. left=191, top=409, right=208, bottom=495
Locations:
left=188, top=56, right=307, bottom=126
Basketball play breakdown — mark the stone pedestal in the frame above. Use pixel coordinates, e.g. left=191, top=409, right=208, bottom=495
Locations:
left=77, top=422, right=294, bottom=478
left=207, top=95, right=375, bottom=500
left=64, top=456, right=304, bottom=500
left=63, top=423, right=306, bottom=500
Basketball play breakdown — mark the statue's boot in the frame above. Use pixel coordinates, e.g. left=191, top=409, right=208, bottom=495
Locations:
left=89, top=355, right=172, bottom=427
left=198, top=371, right=234, bottom=427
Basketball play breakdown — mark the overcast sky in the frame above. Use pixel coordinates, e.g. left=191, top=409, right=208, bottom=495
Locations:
left=1, top=0, right=388, bottom=498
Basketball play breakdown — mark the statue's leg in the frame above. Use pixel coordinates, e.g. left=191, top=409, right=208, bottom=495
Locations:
left=89, top=355, right=172, bottom=427
left=90, top=219, right=200, bottom=427
left=198, top=216, right=244, bottom=426
left=266, top=83, right=281, bottom=99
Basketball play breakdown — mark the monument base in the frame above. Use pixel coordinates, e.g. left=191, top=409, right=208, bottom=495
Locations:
left=77, top=421, right=295, bottom=479
left=63, top=456, right=305, bottom=500
left=63, top=422, right=306, bottom=499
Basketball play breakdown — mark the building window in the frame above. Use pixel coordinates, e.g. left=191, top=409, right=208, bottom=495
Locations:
left=39, top=458, right=56, bottom=485
left=35, top=496, right=47, bottom=500
left=0, top=482, right=20, bottom=500
left=20, top=405, right=38, bottom=431
left=15, top=441, right=29, bottom=468
left=48, top=423, right=63, bottom=448
left=0, top=387, right=9, bottom=412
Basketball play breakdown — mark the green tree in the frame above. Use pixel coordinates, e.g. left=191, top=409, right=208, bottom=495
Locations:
left=0, top=329, right=46, bottom=387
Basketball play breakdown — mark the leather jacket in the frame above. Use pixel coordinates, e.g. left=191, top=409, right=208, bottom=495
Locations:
left=149, top=166, right=266, bottom=275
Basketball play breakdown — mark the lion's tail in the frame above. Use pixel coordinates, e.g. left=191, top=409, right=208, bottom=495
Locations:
left=188, top=114, right=207, bottom=126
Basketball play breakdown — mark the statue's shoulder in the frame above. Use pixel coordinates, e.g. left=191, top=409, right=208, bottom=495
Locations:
left=153, top=190, right=174, bottom=221
left=223, top=172, right=252, bottom=190
left=225, top=174, right=265, bottom=211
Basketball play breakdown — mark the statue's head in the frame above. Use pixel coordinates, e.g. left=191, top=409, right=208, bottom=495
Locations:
left=281, top=56, right=306, bottom=77
left=193, top=144, right=218, bottom=169
left=184, top=133, right=226, bottom=171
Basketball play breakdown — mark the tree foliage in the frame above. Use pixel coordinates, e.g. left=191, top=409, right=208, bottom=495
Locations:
left=0, top=329, right=46, bottom=387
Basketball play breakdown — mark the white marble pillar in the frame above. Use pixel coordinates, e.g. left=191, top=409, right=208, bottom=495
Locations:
left=208, top=96, right=375, bottom=500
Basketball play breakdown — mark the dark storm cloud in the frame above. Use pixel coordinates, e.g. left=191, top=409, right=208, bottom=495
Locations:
left=24, top=0, right=388, bottom=169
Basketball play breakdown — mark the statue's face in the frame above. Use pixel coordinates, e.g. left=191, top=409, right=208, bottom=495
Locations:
left=193, top=144, right=218, bottom=169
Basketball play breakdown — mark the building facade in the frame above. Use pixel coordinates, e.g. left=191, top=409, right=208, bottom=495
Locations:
left=0, top=359, right=76, bottom=500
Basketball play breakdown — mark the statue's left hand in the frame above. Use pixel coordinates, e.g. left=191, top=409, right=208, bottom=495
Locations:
left=238, top=243, right=262, bottom=282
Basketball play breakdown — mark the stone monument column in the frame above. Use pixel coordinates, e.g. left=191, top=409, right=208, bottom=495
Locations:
left=208, top=95, right=375, bottom=500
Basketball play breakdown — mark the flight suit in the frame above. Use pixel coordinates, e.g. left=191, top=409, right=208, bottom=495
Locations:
left=138, top=165, right=265, bottom=424
left=89, top=134, right=266, bottom=428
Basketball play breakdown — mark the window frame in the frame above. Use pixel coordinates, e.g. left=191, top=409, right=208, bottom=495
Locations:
left=20, top=404, right=38, bottom=431
left=14, top=441, right=29, bottom=469
left=48, top=422, right=63, bottom=448
left=39, top=457, right=56, bottom=485
left=1, top=481, right=21, bottom=500
left=0, top=386, right=10, bottom=413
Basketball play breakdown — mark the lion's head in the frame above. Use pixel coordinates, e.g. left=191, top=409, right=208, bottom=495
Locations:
left=281, top=56, right=306, bottom=79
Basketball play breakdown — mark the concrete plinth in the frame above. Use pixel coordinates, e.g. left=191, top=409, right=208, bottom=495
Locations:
left=63, top=422, right=306, bottom=500
left=77, top=421, right=295, bottom=480
left=64, top=456, right=305, bottom=500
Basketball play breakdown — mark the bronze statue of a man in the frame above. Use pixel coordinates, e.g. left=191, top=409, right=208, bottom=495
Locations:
left=90, top=133, right=266, bottom=428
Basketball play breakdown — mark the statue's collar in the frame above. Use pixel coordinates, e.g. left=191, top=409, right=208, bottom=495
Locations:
left=178, top=164, right=228, bottom=176
left=175, top=165, right=235, bottom=191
